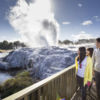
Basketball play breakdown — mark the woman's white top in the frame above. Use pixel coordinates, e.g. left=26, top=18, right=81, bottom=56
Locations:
left=77, top=57, right=87, bottom=78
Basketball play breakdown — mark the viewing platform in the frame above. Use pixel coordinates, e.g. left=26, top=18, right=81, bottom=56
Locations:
left=3, top=65, right=97, bottom=100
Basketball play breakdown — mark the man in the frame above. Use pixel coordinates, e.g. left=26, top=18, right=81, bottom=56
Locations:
left=92, top=38, right=100, bottom=100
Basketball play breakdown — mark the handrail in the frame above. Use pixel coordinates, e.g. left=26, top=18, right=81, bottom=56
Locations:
left=3, top=64, right=76, bottom=100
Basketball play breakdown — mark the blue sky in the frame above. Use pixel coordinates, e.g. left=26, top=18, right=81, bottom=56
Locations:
left=0, top=0, right=100, bottom=41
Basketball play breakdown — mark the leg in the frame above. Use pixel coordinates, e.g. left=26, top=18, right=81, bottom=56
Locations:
left=76, top=75, right=83, bottom=94
left=76, top=76, right=86, bottom=100
left=76, top=75, right=83, bottom=90
left=81, top=85, right=86, bottom=100
left=95, top=71, right=100, bottom=100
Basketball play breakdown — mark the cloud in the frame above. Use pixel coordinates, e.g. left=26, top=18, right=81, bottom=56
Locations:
left=62, top=21, right=71, bottom=25
left=78, top=3, right=83, bottom=7
left=93, top=16, right=100, bottom=22
left=82, top=20, right=93, bottom=26
left=72, top=31, right=94, bottom=41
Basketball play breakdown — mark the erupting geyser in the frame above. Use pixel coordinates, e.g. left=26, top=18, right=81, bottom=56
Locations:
left=0, top=0, right=76, bottom=81
left=8, top=0, right=59, bottom=47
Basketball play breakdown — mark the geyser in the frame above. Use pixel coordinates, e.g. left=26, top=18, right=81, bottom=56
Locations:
left=8, top=0, right=59, bottom=47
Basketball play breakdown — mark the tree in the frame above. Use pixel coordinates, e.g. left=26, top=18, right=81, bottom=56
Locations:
left=0, top=40, right=26, bottom=50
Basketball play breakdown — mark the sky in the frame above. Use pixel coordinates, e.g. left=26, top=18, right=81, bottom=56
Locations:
left=0, top=0, right=100, bottom=42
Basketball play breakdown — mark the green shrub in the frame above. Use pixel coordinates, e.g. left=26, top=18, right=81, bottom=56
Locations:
left=0, top=71, right=33, bottom=98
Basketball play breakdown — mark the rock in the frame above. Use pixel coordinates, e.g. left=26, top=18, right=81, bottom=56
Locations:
left=0, top=61, right=9, bottom=70
left=1, top=46, right=76, bottom=79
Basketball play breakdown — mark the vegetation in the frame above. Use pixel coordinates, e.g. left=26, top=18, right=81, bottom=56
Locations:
left=0, top=71, right=33, bottom=98
left=75, top=39, right=95, bottom=44
left=59, top=39, right=95, bottom=45
left=59, top=40, right=73, bottom=45
left=0, top=40, right=26, bottom=50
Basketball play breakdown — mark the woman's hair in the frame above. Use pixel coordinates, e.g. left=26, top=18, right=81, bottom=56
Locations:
left=77, top=47, right=86, bottom=65
left=87, top=48, right=94, bottom=57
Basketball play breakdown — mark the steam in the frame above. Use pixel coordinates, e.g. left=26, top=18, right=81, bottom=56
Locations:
left=8, top=0, right=59, bottom=47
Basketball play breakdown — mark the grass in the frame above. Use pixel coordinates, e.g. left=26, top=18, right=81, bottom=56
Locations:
left=0, top=71, right=33, bottom=99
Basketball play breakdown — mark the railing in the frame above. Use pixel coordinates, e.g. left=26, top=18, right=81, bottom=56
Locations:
left=3, top=65, right=76, bottom=100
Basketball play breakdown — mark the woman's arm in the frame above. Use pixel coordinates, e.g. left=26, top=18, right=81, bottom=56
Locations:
left=88, top=59, right=93, bottom=82
left=75, top=56, right=78, bottom=73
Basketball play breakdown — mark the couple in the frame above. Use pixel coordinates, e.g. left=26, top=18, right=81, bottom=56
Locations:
left=75, top=38, right=100, bottom=100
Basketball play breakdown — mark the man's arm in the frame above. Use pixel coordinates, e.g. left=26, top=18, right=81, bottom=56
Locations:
left=92, top=50, right=95, bottom=76
left=92, top=50, right=95, bottom=68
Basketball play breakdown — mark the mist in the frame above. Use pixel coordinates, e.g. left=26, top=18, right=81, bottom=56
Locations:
left=8, top=0, right=59, bottom=47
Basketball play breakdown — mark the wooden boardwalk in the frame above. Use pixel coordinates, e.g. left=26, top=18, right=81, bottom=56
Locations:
left=71, top=82, right=97, bottom=100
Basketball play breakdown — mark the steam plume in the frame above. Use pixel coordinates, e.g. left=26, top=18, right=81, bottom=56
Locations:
left=8, top=0, right=59, bottom=47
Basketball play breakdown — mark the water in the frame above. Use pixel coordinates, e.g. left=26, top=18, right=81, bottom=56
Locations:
left=0, top=52, right=9, bottom=58
left=0, top=72, right=12, bottom=84
left=0, top=53, right=12, bottom=84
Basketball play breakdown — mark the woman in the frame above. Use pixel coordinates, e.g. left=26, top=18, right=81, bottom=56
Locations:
left=86, top=48, right=94, bottom=58
left=86, top=47, right=94, bottom=83
left=75, top=47, right=93, bottom=100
